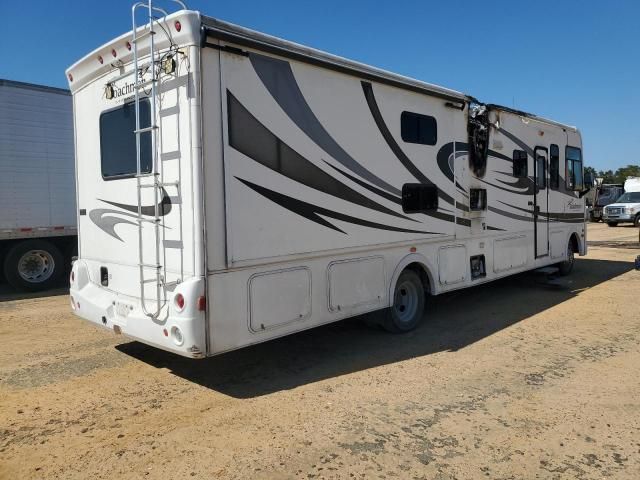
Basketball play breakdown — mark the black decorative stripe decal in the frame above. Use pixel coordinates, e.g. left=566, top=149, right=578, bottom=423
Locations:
left=236, top=177, right=440, bottom=235
left=249, top=53, right=400, bottom=196
left=227, top=91, right=414, bottom=222
left=325, top=159, right=457, bottom=224
left=322, top=160, right=402, bottom=205
left=488, top=206, right=534, bottom=223
left=98, top=188, right=172, bottom=216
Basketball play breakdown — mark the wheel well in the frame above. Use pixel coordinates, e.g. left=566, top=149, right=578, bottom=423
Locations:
left=569, top=233, right=580, bottom=253
left=404, top=262, right=431, bottom=295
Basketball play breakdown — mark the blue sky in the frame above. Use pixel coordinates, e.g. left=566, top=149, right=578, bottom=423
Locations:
left=1, top=0, right=638, bottom=171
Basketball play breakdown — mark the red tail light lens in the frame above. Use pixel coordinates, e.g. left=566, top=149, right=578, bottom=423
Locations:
left=126, top=41, right=131, bottom=51
left=174, top=20, right=181, bottom=32
left=70, top=271, right=75, bottom=283
left=197, top=296, right=206, bottom=311
left=111, top=49, right=117, bottom=58
left=97, top=55, right=103, bottom=64
left=175, top=293, right=185, bottom=311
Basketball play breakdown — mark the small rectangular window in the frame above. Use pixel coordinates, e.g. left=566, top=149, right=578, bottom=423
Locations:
left=402, top=183, right=438, bottom=213
left=401, top=111, right=437, bottom=145
left=100, top=99, right=152, bottom=179
left=565, top=146, right=583, bottom=190
left=513, top=150, right=527, bottom=178
left=469, top=188, right=487, bottom=211
left=549, top=144, right=559, bottom=189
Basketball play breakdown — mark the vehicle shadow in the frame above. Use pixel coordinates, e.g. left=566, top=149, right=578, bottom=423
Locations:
left=117, top=257, right=634, bottom=398
left=0, top=284, right=68, bottom=302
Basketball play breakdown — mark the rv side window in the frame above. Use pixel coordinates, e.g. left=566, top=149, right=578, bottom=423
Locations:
left=565, top=146, right=583, bottom=190
left=99, top=99, right=152, bottom=179
left=401, top=111, right=437, bottom=145
left=402, top=183, right=438, bottom=213
left=549, top=144, right=559, bottom=189
left=513, top=150, right=527, bottom=178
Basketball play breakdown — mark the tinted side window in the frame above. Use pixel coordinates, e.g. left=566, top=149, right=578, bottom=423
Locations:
left=401, top=111, right=437, bottom=145
left=402, top=183, right=438, bottom=213
left=565, top=146, right=583, bottom=190
left=513, top=150, right=527, bottom=178
left=100, top=100, right=152, bottom=179
left=549, top=144, right=559, bottom=189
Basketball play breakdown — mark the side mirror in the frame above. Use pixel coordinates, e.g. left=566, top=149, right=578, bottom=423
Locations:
left=584, top=171, right=594, bottom=187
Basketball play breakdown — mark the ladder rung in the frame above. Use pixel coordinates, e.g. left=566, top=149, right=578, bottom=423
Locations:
left=137, top=181, right=179, bottom=189
left=135, top=172, right=157, bottom=178
left=132, top=29, right=156, bottom=42
left=135, top=126, right=158, bottom=134
left=140, top=263, right=162, bottom=269
left=135, top=78, right=157, bottom=89
left=108, top=62, right=152, bottom=83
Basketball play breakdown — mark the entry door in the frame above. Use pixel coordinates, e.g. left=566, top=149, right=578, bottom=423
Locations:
left=533, top=147, right=549, bottom=257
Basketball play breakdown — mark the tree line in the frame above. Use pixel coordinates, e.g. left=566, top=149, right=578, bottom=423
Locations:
left=585, top=164, right=640, bottom=185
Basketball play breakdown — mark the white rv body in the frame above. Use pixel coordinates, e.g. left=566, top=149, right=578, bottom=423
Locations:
left=67, top=8, right=586, bottom=358
left=0, top=79, right=77, bottom=291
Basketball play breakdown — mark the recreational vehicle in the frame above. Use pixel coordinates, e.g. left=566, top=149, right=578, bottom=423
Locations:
left=0, top=79, right=76, bottom=292
left=67, top=2, right=588, bottom=358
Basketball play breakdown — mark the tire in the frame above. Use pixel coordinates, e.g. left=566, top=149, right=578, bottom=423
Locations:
left=557, top=239, right=575, bottom=276
left=380, top=270, right=426, bottom=333
left=607, top=222, right=618, bottom=227
left=634, top=215, right=640, bottom=228
left=3, top=239, right=64, bottom=292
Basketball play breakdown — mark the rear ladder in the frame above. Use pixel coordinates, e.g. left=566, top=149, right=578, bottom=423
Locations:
left=131, top=0, right=186, bottom=318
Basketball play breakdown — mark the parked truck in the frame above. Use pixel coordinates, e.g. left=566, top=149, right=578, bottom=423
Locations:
left=588, top=183, right=624, bottom=222
left=0, top=79, right=77, bottom=291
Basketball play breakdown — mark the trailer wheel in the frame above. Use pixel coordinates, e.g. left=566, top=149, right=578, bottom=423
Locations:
left=382, top=270, right=425, bottom=333
left=607, top=222, right=618, bottom=227
left=3, top=240, right=64, bottom=292
left=557, top=240, right=575, bottom=276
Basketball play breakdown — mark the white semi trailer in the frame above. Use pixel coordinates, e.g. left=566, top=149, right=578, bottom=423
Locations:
left=0, top=79, right=77, bottom=291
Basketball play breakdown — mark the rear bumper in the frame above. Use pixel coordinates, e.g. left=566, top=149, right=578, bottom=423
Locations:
left=69, top=260, right=206, bottom=358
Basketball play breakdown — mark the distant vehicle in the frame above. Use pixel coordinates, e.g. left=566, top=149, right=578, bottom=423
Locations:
left=603, top=178, right=640, bottom=227
left=589, top=184, right=624, bottom=222
left=0, top=79, right=77, bottom=291
left=67, top=2, right=588, bottom=358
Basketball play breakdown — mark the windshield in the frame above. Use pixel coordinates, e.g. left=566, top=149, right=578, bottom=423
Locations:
left=616, top=192, right=640, bottom=203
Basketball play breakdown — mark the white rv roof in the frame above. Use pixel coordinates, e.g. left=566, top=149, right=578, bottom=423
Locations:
left=65, top=9, right=577, bottom=131
left=201, top=16, right=466, bottom=103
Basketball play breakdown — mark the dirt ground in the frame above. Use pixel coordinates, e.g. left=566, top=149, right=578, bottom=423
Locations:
left=1, top=222, right=639, bottom=480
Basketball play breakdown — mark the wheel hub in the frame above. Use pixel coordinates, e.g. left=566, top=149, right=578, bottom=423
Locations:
left=17, top=250, right=55, bottom=283
left=394, top=280, right=418, bottom=323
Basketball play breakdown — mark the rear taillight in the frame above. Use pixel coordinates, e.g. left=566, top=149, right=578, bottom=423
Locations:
left=174, top=20, right=181, bottom=32
left=197, top=296, right=206, bottom=311
left=174, top=293, right=185, bottom=311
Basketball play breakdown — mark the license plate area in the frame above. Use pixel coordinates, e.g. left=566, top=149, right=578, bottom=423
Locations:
left=115, top=301, right=133, bottom=317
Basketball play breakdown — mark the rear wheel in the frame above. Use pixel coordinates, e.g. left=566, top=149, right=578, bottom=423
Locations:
left=607, top=222, right=618, bottom=227
left=3, top=239, right=64, bottom=292
left=634, top=214, right=640, bottom=228
left=558, top=239, right=575, bottom=276
left=381, top=270, right=425, bottom=333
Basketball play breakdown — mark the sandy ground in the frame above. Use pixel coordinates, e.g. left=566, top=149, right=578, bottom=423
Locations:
left=1, top=222, right=639, bottom=480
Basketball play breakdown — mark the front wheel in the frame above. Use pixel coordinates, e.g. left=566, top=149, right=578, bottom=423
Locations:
left=557, top=240, right=575, bottom=276
left=381, top=270, right=425, bottom=333
left=3, top=239, right=64, bottom=292
left=634, top=215, right=640, bottom=228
